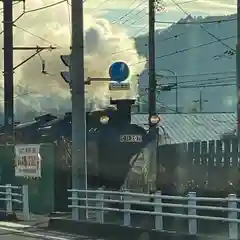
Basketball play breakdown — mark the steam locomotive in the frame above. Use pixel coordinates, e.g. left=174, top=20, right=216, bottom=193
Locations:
left=0, top=99, right=154, bottom=191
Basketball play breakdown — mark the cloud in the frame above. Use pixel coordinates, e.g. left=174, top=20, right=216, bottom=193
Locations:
left=0, top=0, right=146, bottom=119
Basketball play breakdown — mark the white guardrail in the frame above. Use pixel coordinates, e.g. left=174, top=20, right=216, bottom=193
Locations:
left=68, top=189, right=240, bottom=239
left=0, top=184, right=30, bottom=220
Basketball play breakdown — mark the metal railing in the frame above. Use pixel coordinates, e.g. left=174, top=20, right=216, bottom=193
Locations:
left=68, top=189, right=240, bottom=239
left=0, top=184, right=30, bottom=220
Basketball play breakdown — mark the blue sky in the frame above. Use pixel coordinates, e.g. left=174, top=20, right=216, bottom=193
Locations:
left=84, top=0, right=236, bottom=37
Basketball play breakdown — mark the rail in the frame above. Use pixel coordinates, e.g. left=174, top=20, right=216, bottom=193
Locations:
left=0, top=184, right=30, bottom=220
left=68, top=189, right=240, bottom=239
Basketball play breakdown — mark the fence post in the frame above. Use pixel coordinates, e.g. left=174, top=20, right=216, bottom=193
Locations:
left=228, top=194, right=238, bottom=240
left=96, top=189, right=104, bottom=223
left=72, top=190, right=79, bottom=221
left=154, top=191, right=163, bottom=230
left=123, top=191, right=131, bottom=226
left=188, top=192, right=197, bottom=235
left=22, top=185, right=30, bottom=220
left=5, top=184, right=12, bottom=213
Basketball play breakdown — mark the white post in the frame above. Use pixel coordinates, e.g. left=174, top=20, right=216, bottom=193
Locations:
left=5, top=184, right=12, bottom=213
left=22, top=185, right=30, bottom=220
left=72, top=191, right=79, bottom=221
left=154, top=191, right=163, bottom=230
left=228, top=194, right=238, bottom=240
left=188, top=192, right=197, bottom=235
left=123, top=191, right=131, bottom=226
left=96, top=189, right=104, bottom=223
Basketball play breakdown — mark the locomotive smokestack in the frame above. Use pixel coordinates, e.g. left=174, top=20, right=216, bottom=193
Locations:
left=110, top=99, right=135, bottom=124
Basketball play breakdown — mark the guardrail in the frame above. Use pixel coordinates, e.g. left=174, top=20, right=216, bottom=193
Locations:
left=0, top=184, right=30, bottom=220
left=68, top=189, right=240, bottom=239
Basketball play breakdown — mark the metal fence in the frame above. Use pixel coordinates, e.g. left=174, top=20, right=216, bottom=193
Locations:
left=0, top=184, right=30, bottom=220
left=68, top=189, right=240, bottom=239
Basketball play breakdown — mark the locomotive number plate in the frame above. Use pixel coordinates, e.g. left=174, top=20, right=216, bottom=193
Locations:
left=120, top=134, right=142, bottom=143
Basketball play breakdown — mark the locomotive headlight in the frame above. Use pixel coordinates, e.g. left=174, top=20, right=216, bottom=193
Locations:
left=150, top=115, right=161, bottom=125
left=100, top=116, right=109, bottom=124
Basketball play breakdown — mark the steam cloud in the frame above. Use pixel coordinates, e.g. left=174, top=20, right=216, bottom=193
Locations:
left=0, top=0, right=145, bottom=122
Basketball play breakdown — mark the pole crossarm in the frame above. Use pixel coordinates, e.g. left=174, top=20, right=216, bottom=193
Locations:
left=3, top=46, right=58, bottom=50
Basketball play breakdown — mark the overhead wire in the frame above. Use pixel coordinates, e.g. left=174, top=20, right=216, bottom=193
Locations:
left=66, top=0, right=71, bottom=43
left=90, top=0, right=112, bottom=13
left=156, top=70, right=236, bottom=78
left=170, top=0, right=235, bottom=52
left=130, top=35, right=236, bottom=65
left=157, top=75, right=236, bottom=84
left=13, top=24, right=62, bottom=48
left=24, top=0, right=67, bottom=14
left=155, top=18, right=237, bottom=25
left=126, top=0, right=199, bottom=36
left=177, top=82, right=235, bottom=89
left=112, top=0, right=147, bottom=24
left=10, top=0, right=69, bottom=48
left=177, top=76, right=235, bottom=85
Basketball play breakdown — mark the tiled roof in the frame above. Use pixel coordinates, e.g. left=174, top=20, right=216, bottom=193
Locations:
left=131, top=113, right=236, bottom=144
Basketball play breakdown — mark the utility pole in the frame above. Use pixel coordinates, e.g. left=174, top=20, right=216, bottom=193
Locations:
left=148, top=0, right=156, bottom=126
left=71, top=0, right=86, bottom=220
left=3, top=0, right=15, bottom=139
left=237, top=0, right=240, bottom=137
left=148, top=0, right=160, bottom=193
left=192, top=90, right=208, bottom=112
left=2, top=0, right=55, bottom=140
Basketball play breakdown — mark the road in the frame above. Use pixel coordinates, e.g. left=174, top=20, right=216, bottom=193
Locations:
left=0, top=221, right=95, bottom=240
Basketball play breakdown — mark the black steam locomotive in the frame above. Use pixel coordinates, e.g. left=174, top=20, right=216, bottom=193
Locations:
left=0, top=99, right=153, bottom=192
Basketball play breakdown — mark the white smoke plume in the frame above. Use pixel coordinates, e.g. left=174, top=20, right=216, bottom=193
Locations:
left=0, top=0, right=146, bottom=121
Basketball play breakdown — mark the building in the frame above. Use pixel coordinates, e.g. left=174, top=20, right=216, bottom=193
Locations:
left=131, top=113, right=236, bottom=144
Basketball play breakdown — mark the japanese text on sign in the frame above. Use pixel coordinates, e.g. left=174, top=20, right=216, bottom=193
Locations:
left=15, top=144, right=41, bottom=178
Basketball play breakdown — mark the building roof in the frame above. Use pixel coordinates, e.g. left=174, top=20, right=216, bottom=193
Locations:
left=131, top=113, right=236, bottom=144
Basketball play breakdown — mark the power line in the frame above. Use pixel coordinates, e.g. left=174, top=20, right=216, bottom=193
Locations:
left=121, top=5, right=147, bottom=25
left=158, top=75, right=236, bottom=84
left=156, top=70, right=236, bottom=78
left=124, top=0, right=197, bottom=36
left=177, top=76, right=235, bottom=84
left=178, top=82, right=235, bottom=89
left=131, top=35, right=236, bottom=65
left=91, top=0, right=112, bottom=13
left=170, top=0, right=235, bottom=53
left=24, top=0, right=67, bottom=13
left=155, top=18, right=237, bottom=25
left=112, top=0, right=147, bottom=24
left=109, top=11, right=236, bottom=55
left=109, top=30, right=189, bottom=55
left=13, top=24, right=62, bottom=48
